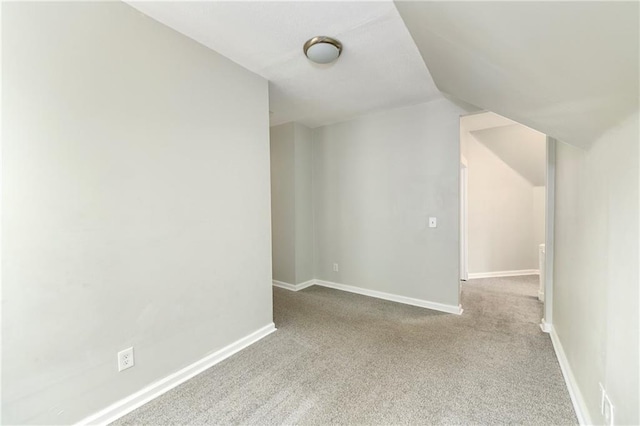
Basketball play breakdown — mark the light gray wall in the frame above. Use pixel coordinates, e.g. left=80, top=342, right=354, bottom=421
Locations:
left=467, top=132, right=539, bottom=273
left=269, top=122, right=314, bottom=285
left=294, top=124, right=314, bottom=284
left=554, top=112, right=639, bottom=425
left=2, top=2, right=272, bottom=424
left=312, top=99, right=465, bottom=306
left=270, top=123, right=296, bottom=284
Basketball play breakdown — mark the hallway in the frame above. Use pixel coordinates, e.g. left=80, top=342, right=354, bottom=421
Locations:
left=116, top=277, right=577, bottom=425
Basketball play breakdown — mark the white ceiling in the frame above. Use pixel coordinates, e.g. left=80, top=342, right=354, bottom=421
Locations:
left=460, top=112, right=515, bottom=133
left=126, top=1, right=441, bottom=128
left=396, top=1, right=639, bottom=149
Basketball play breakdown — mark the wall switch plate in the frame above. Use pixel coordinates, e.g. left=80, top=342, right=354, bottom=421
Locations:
left=118, top=347, right=135, bottom=372
left=333, top=263, right=339, bottom=272
left=428, top=217, right=437, bottom=228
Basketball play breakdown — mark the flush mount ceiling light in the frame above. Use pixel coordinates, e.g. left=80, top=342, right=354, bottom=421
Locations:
left=303, top=36, right=343, bottom=64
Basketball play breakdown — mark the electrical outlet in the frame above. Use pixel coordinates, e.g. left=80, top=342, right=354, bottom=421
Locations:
left=118, top=347, right=135, bottom=372
left=429, top=217, right=437, bottom=228
left=333, top=263, right=339, bottom=272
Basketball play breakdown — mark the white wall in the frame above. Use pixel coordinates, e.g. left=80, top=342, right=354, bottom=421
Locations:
left=466, top=132, right=540, bottom=273
left=312, top=99, right=466, bottom=306
left=472, top=124, right=546, bottom=186
left=553, top=112, right=639, bottom=425
left=269, top=123, right=314, bottom=285
left=2, top=2, right=272, bottom=424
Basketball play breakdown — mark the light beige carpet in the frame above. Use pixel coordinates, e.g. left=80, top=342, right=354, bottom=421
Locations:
left=114, top=276, right=576, bottom=425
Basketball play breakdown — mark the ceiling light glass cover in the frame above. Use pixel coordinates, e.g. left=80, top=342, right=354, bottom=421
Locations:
left=303, top=36, right=342, bottom=64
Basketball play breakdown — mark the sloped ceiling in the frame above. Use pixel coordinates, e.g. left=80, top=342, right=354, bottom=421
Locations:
left=471, top=125, right=546, bottom=186
left=395, top=1, right=639, bottom=149
left=460, top=111, right=515, bottom=133
left=126, top=1, right=441, bottom=128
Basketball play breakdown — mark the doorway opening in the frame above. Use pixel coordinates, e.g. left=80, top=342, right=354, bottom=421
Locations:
left=459, top=111, right=554, bottom=331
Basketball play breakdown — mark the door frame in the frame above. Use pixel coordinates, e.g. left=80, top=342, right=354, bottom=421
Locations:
left=460, top=158, right=469, bottom=282
left=540, top=136, right=556, bottom=332
left=457, top=115, right=555, bottom=331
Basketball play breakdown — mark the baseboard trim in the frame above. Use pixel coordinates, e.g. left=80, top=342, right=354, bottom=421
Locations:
left=272, top=279, right=315, bottom=292
left=548, top=325, right=591, bottom=425
left=273, top=279, right=462, bottom=314
left=468, top=269, right=539, bottom=279
left=77, top=323, right=276, bottom=426
left=539, top=319, right=552, bottom=333
left=538, top=290, right=545, bottom=302
left=314, top=279, right=463, bottom=315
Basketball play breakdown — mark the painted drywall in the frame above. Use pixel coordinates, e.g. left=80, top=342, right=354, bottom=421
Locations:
left=294, top=124, right=314, bottom=284
left=2, top=2, right=272, bottom=424
left=312, top=99, right=466, bottom=306
left=125, top=1, right=442, bottom=128
left=466, top=133, right=538, bottom=273
left=269, top=122, right=314, bottom=285
left=553, top=112, right=639, bottom=425
left=471, top=125, right=546, bottom=186
left=459, top=111, right=517, bottom=170
left=396, top=1, right=639, bottom=149
left=270, top=123, right=296, bottom=284
left=460, top=112, right=515, bottom=134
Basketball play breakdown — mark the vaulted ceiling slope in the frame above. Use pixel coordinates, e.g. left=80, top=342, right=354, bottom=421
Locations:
left=126, top=1, right=441, bottom=128
left=395, top=1, right=639, bottom=149
left=472, top=125, right=546, bottom=187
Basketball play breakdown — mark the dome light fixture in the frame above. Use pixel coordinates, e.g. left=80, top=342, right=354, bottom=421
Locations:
left=303, top=36, right=343, bottom=64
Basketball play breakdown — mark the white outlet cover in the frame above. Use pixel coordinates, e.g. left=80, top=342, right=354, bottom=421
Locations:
left=118, top=347, right=135, bottom=372
left=429, top=217, right=437, bottom=228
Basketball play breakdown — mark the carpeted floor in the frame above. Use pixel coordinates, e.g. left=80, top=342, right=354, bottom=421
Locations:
left=114, top=276, right=577, bottom=425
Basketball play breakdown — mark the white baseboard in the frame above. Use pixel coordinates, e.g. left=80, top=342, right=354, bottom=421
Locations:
left=539, top=319, right=552, bottom=333
left=77, top=323, right=276, bottom=426
left=314, top=279, right=463, bottom=315
left=548, top=325, right=592, bottom=425
left=468, top=269, right=539, bottom=279
left=272, top=279, right=315, bottom=292
left=273, top=279, right=463, bottom=315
